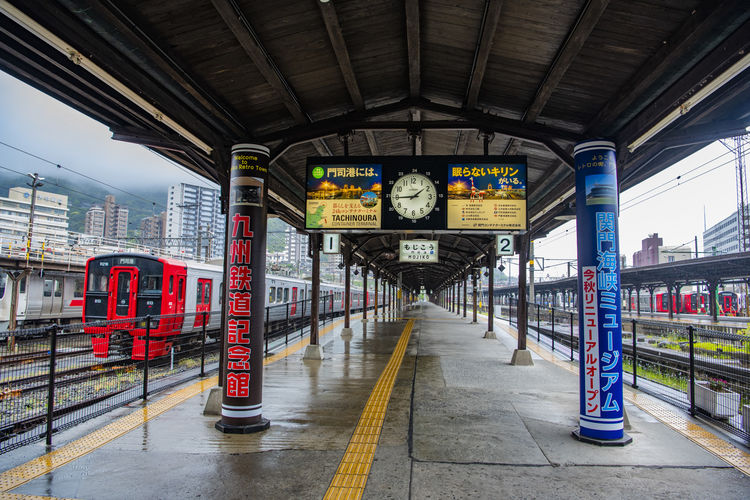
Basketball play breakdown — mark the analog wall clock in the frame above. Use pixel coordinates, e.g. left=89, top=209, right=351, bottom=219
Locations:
left=390, top=172, right=436, bottom=220
left=383, top=167, right=444, bottom=230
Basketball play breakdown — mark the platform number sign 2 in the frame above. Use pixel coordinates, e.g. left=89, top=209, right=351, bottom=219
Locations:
left=496, top=235, right=514, bottom=256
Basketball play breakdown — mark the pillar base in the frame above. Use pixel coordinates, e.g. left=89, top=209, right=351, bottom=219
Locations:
left=483, top=330, right=497, bottom=339
left=361, top=318, right=368, bottom=323
left=510, top=349, right=534, bottom=366
left=571, top=428, right=632, bottom=446
left=215, top=418, right=270, bottom=434
left=202, top=387, right=222, bottom=415
left=341, top=327, right=353, bottom=339
left=303, top=344, right=324, bottom=360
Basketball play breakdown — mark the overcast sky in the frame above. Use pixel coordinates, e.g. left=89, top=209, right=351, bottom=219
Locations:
left=0, top=70, right=745, bottom=270
left=0, top=71, right=216, bottom=192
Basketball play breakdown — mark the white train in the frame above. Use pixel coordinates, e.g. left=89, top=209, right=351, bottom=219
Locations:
left=0, top=271, right=84, bottom=330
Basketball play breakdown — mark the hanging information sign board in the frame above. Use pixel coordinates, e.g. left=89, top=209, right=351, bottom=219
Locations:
left=305, top=156, right=526, bottom=232
left=399, top=240, right=439, bottom=262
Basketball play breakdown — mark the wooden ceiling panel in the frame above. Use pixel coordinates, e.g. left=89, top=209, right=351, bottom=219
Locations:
left=124, top=0, right=293, bottom=133
left=335, top=0, right=408, bottom=107
left=235, top=0, right=352, bottom=121
left=541, top=0, right=700, bottom=131
left=478, top=0, right=584, bottom=114
left=421, top=0, right=484, bottom=104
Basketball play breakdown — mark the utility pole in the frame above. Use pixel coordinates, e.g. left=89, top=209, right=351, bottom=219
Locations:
left=197, top=225, right=203, bottom=261
left=26, top=173, right=44, bottom=263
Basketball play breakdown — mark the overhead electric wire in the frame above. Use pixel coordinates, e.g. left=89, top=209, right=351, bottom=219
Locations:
left=0, top=139, right=168, bottom=209
left=0, top=163, right=115, bottom=207
left=622, top=148, right=734, bottom=206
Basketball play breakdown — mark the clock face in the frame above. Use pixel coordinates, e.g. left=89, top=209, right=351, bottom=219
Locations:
left=390, top=173, right=437, bottom=220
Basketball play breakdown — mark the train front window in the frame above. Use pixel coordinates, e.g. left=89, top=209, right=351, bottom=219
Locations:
left=87, top=268, right=109, bottom=292
left=117, top=273, right=130, bottom=296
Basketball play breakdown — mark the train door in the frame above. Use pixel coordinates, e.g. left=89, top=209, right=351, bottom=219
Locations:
left=290, top=287, right=298, bottom=315
left=194, top=279, right=212, bottom=327
left=108, top=267, right=139, bottom=321
left=175, top=276, right=186, bottom=330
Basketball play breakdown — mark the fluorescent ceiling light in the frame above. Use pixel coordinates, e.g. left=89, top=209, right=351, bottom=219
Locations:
left=628, top=51, right=750, bottom=153
left=0, top=1, right=213, bottom=155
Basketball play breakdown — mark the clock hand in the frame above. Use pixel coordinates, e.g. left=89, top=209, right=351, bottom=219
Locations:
left=405, top=188, right=426, bottom=199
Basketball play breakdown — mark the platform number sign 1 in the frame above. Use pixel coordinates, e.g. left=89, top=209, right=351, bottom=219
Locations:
left=496, top=235, right=514, bottom=256
left=323, top=233, right=341, bottom=254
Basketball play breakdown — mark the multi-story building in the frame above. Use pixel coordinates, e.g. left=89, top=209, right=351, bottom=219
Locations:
left=0, top=187, right=69, bottom=247
left=703, top=204, right=750, bottom=255
left=166, top=183, right=224, bottom=260
left=283, top=225, right=311, bottom=276
left=103, top=194, right=129, bottom=239
left=84, top=205, right=105, bottom=237
left=140, top=211, right=166, bottom=246
left=632, top=233, right=693, bottom=267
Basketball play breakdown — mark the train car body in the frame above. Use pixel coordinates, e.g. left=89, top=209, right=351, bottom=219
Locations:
left=718, top=291, right=738, bottom=316
left=84, top=253, right=222, bottom=359
left=680, top=292, right=708, bottom=314
left=84, top=253, right=377, bottom=360
left=0, top=271, right=84, bottom=330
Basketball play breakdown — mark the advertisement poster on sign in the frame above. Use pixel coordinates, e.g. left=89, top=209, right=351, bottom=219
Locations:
left=305, top=163, right=382, bottom=230
left=446, top=161, right=527, bottom=230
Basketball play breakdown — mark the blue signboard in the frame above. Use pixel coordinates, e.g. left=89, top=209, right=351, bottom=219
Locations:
left=574, top=140, right=625, bottom=441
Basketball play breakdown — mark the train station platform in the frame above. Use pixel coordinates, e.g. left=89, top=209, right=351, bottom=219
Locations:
left=1, top=302, right=749, bottom=499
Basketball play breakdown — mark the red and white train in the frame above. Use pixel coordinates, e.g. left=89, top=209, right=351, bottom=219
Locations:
left=83, top=253, right=374, bottom=359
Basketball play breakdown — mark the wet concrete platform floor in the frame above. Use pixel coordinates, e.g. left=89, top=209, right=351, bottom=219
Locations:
left=4, top=303, right=750, bottom=499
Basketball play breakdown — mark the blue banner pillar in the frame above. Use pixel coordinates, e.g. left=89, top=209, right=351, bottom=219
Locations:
left=572, top=140, right=632, bottom=446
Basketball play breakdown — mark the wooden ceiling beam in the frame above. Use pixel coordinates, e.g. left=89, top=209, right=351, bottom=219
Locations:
left=453, top=130, right=471, bottom=155
left=588, top=0, right=749, bottom=136
left=465, top=0, right=504, bottom=110
left=210, top=0, right=308, bottom=124
left=364, top=130, right=380, bottom=155
left=317, top=0, right=363, bottom=110
left=505, top=0, right=609, bottom=155
left=66, top=0, right=246, bottom=138
left=405, top=0, right=420, bottom=98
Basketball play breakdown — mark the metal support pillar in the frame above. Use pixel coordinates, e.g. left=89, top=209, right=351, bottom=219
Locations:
left=463, top=274, right=468, bottom=318
left=374, top=270, right=379, bottom=319
left=362, top=265, right=369, bottom=321
left=342, top=245, right=352, bottom=335
left=472, top=270, right=478, bottom=323
left=511, top=234, right=532, bottom=365
left=485, top=242, right=496, bottom=338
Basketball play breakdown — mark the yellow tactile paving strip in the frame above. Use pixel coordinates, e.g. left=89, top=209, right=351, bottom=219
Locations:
left=491, top=316, right=750, bottom=476
left=324, top=319, right=414, bottom=500
left=0, top=314, right=359, bottom=498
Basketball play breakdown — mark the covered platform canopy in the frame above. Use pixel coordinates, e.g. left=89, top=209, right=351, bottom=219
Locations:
left=1, top=0, right=749, bottom=291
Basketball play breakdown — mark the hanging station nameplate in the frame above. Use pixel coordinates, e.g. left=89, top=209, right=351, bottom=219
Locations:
left=399, top=239, right=439, bottom=263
